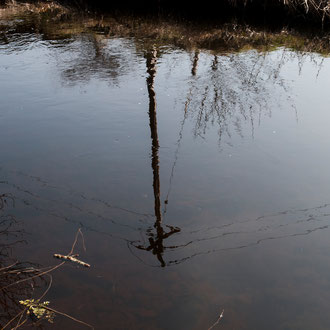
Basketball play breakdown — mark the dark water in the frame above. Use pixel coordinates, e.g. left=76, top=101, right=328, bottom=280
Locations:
left=1, top=10, right=330, bottom=330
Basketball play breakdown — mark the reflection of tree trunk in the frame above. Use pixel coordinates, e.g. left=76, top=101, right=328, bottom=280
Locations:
left=146, top=48, right=165, bottom=267
left=191, top=50, right=200, bottom=76
left=144, top=48, right=180, bottom=267
left=212, top=55, right=218, bottom=71
left=146, top=48, right=162, bottom=224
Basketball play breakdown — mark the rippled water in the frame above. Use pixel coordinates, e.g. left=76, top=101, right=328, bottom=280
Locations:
left=1, top=9, right=330, bottom=330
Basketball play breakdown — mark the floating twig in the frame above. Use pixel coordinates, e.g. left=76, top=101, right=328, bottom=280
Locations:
left=53, top=228, right=90, bottom=267
left=53, top=254, right=90, bottom=268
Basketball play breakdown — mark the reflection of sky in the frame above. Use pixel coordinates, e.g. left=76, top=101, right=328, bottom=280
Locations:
left=1, top=22, right=330, bottom=329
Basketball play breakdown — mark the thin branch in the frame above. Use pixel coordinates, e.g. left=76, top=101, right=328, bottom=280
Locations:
left=43, top=306, right=94, bottom=330
left=0, top=261, right=18, bottom=272
left=208, top=309, right=224, bottom=330
left=38, top=273, right=53, bottom=301
left=0, top=261, right=65, bottom=291
left=2, top=309, right=25, bottom=329
left=69, top=228, right=85, bottom=255
left=13, top=312, right=26, bottom=330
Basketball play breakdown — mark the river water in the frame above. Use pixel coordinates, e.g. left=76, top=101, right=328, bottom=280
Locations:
left=1, top=8, right=330, bottom=330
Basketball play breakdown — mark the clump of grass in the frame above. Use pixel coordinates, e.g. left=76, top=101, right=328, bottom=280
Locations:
left=91, top=15, right=330, bottom=54
left=0, top=0, right=68, bottom=18
left=228, top=0, right=330, bottom=20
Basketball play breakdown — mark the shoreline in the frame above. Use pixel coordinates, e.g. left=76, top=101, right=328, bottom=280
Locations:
left=0, top=1, right=330, bottom=55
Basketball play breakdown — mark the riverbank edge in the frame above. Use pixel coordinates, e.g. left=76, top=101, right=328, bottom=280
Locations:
left=1, top=0, right=330, bottom=55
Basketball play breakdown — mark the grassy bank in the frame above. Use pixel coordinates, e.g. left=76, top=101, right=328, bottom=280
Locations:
left=1, top=1, right=330, bottom=54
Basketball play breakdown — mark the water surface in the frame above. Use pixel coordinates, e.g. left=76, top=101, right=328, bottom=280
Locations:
left=1, top=10, right=330, bottom=330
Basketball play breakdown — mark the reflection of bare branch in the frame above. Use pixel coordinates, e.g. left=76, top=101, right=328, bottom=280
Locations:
left=169, top=224, right=329, bottom=266
left=1, top=169, right=153, bottom=218
left=0, top=178, right=153, bottom=233
left=185, top=49, right=323, bottom=146
left=163, top=80, right=193, bottom=214
left=0, top=193, right=15, bottom=210
left=60, top=34, right=128, bottom=86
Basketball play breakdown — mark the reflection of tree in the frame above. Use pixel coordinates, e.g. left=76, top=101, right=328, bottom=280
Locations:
left=0, top=14, right=136, bottom=86
left=132, top=48, right=180, bottom=267
left=191, top=50, right=200, bottom=76
left=59, top=34, right=135, bottom=86
left=124, top=48, right=329, bottom=265
left=186, top=49, right=299, bottom=145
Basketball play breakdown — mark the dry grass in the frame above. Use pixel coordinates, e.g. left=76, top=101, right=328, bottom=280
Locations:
left=0, top=0, right=68, bottom=18
left=228, top=0, right=330, bottom=19
left=91, top=16, right=330, bottom=54
left=2, top=0, right=330, bottom=22
left=1, top=1, right=330, bottom=54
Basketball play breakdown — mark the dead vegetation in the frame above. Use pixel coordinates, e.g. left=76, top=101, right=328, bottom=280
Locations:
left=0, top=0, right=68, bottom=18
left=98, top=17, right=330, bottom=54
left=1, top=2, right=330, bottom=55
left=0, top=225, right=94, bottom=329
left=227, top=0, right=330, bottom=20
